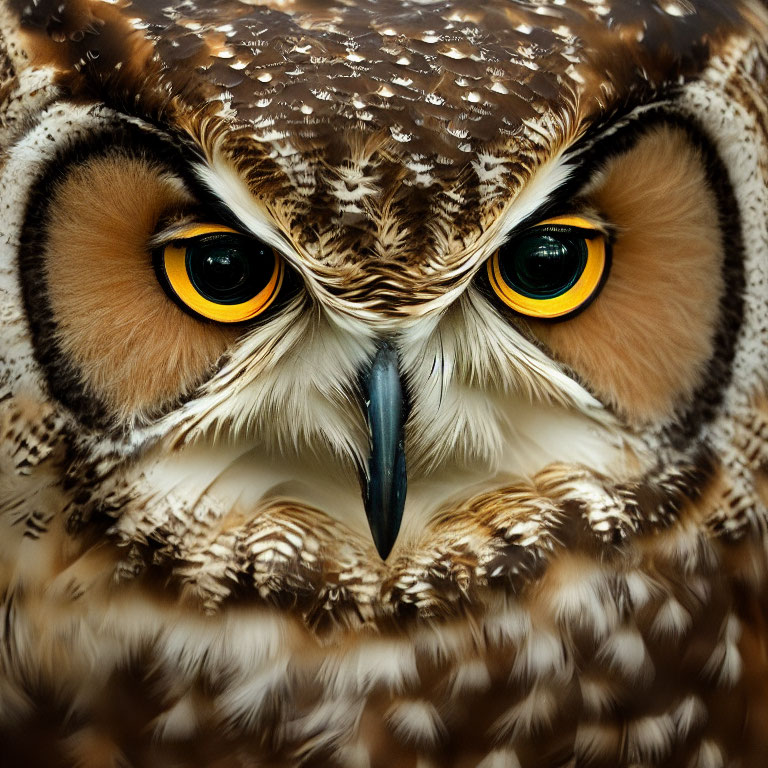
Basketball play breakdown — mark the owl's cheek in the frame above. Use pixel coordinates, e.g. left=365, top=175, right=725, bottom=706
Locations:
left=527, top=124, right=732, bottom=428
left=21, top=152, right=239, bottom=425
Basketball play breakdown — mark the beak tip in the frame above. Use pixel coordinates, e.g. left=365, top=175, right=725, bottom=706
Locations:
left=371, top=528, right=397, bottom=561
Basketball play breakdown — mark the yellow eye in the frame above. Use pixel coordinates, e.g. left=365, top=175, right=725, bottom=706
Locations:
left=487, top=215, right=609, bottom=319
left=155, top=224, right=284, bottom=323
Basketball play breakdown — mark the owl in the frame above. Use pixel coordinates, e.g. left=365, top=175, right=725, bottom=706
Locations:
left=1, top=0, right=768, bottom=765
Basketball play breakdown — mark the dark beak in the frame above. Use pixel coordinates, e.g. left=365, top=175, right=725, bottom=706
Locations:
left=362, top=342, right=407, bottom=560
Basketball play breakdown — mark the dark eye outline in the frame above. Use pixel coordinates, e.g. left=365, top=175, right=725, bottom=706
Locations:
left=152, top=224, right=284, bottom=324
left=487, top=215, right=611, bottom=320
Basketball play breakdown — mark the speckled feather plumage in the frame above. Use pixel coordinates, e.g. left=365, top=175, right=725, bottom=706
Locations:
left=2, top=1, right=768, bottom=766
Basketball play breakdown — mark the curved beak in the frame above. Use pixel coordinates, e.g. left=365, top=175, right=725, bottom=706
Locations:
left=361, top=342, right=407, bottom=560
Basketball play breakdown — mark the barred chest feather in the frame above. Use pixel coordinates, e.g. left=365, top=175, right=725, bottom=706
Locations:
left=2, top=421, right=768, bottom=767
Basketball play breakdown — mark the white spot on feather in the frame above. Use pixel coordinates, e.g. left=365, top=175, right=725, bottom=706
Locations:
left=321, top=640, right=419, bottom=696
left=624, top=570, right=656, bottom=609
left=690, top=740, right=725, bottom=768
left=493, top=685, right=557, bottom=739
left=547, top=560, right=615, bottom=638
left=662, top=1, right=695, bottom=17
left=598, top=626, right=649, bottom=680
left=579, top=677, right=616, bottom=714
left=484, top=604, right=531, bottom=646
left=442, top=46, right=466, bottom=59
left=450, top=659, right=491, bottom=695
left=386, top=699, right=444, bottom=746
left=703, top=614, right=742, bottom=686
left=672, top=695, right=707, bottom=737
left=626, top=714, right=675, bottom=763
left=476, top=749, right=522, bottom=768
left=153, top=693, right=199, bottom=739
left=336, top=741, right=371, bottom=768
left=651, top=598, right=691, bottom=638
left=217, top=658, right=290, bottom=728
left=511, top=627, right=568, bottom=681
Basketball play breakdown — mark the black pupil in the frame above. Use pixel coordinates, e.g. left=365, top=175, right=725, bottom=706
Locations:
left=203, top=252, right=247, bottom=291
left=186, top=235, right=273, bottom=304
left=498, top=230, right=588, bottom=299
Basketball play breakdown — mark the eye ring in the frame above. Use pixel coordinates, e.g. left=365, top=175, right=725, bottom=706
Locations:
left=155, top=224, right=284, bottom=323
left=488, top=215, right=609, bottom=320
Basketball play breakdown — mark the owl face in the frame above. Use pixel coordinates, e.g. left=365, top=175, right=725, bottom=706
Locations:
left=1, top=0, right=766, bottom=626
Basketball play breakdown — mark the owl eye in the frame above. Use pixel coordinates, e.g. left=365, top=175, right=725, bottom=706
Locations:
left=154, top=224, right=284, bottom=323
left=488, top=216, right=609, bottom=319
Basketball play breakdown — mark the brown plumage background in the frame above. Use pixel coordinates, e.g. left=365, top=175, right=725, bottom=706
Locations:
left=1, top=0, right=768, bottom=766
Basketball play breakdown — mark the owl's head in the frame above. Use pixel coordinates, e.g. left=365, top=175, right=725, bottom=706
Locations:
left=1, top=0, right=767, bottom=629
